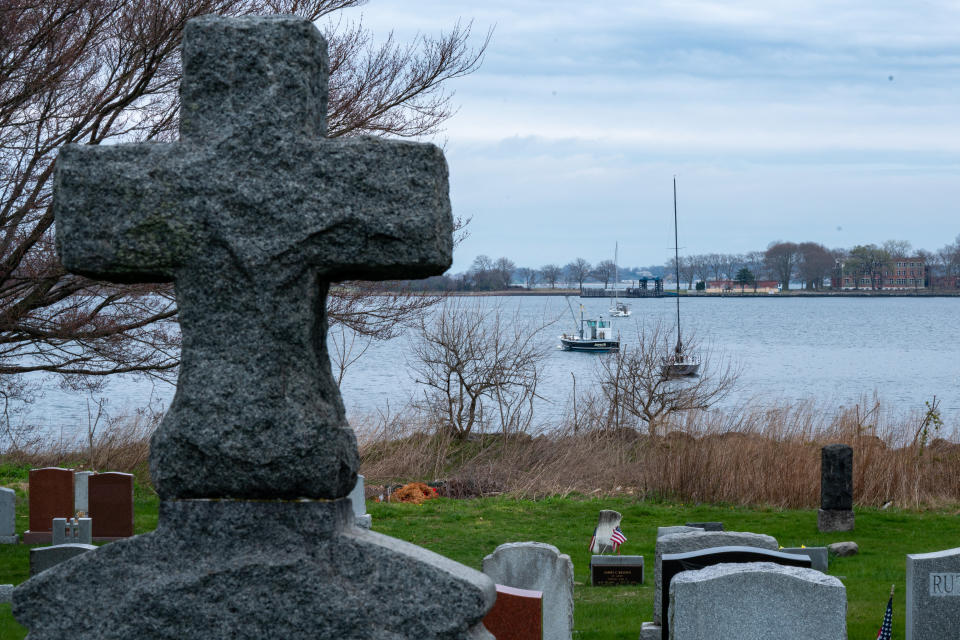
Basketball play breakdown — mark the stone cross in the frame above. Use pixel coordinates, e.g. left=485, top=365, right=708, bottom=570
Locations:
left=16, top=16, right=491, bottom=640
left=53, top=15, right=452, bottom=500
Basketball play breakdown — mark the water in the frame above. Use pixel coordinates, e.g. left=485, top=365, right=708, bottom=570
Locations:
left=18, top=295, right=960, bottom=435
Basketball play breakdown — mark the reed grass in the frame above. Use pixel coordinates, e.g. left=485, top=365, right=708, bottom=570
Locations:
left=1, top=394, right=956, bottom=509
left=355, top=395, right=960, bottom=509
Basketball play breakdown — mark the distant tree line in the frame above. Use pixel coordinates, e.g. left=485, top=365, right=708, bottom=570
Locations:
left=403, top=235, right=960, bottom=293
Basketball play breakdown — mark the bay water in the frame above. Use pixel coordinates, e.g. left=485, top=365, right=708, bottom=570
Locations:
left=19, top=295, right=960, bottom=438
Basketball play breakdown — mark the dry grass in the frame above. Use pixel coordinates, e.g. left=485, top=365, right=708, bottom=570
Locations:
left=0, top=409, right=160, bottom=480
left=355, top=395, right=960, bottom=509
left=2, top=395, right=957, bottom=510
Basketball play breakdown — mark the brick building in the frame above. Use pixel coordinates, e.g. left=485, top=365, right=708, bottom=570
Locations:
left=834, top=257, right=926, bottom=290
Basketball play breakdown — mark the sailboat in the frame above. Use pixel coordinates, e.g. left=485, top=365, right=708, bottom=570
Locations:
left=662, top=177, right=700, bottom=377
left=609, top=242, right=631, bottom=317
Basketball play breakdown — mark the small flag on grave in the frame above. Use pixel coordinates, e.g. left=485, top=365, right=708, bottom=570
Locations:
left=610, top=526, right=626, bottom=552
left=876, top=584, right=893, bottom=640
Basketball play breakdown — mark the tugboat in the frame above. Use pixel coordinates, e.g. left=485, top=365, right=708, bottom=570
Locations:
left=560, top=299, right=620, bottom=352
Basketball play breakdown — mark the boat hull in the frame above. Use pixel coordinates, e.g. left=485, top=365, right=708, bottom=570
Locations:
left=560, top=337, right=620, bottom=352
left=663, top=362, right=700, bottom=376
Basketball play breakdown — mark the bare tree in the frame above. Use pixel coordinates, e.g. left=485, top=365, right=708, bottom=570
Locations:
left=796, top=242, right=834, bottom=290
left=764, top=242, right=800, bottom=290
left=882, top=239, right=913, bottom=259
left=593, top=259, right=616, bottom=288
left=847, top=244, right=890, bottom=290
left=565, top=258, right=592, bottom=290
left=678, top=256, right=697, bottom=291
left=515, top=267, right=537, bottom=289
left=0, top=1, right=489, bottom=399
left=539, top=264, right=561, bottom=289
left=410, top=298, right=555, bottom=439
left=596, top=321, right=739, bottom=436
left=493, top=257, right=517, bottom=289
left=743, top=250, right=766, bottom=291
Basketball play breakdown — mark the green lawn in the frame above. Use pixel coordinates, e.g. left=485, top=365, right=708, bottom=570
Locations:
left=0, top=475, right=954, bottom=638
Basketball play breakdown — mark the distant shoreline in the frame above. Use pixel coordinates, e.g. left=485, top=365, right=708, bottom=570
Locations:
left=451, top=288, right=960, bottom=298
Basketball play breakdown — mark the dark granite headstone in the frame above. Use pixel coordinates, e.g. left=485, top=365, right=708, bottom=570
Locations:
left=820, top=444, right=852, bottom=510
left=590, top=555, right=644, bottom=585
left=24, top=468, right=74, bottom=544
left=686, top=521, right=723, bottom=531
left=482, top=585, right=542, bottom=640
left=88, top=472, right=134, bottom=539
left=659, top=546, right=812, bottom=640
left=13, top=15, right=493, bottom=639
left=819, top=444, right=854, bottom=532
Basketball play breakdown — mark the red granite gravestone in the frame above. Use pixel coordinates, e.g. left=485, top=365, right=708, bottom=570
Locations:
left=483, top=584, right=542, bottom=640
left=24, top=467, right=75, bottom=544
left=88, top=472, right=134, bottom=539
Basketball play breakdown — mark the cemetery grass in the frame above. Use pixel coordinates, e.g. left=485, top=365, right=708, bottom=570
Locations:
left=0, top=468, right=953, bottom=640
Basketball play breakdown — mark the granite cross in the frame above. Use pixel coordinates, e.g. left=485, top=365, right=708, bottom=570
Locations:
left=53, top=15, right=453, bottom=500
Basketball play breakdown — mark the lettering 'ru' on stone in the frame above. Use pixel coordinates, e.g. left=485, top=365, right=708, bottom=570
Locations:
left=13, top=16, right=492, bottom=639
left=907, top=547, right=960, bottom=640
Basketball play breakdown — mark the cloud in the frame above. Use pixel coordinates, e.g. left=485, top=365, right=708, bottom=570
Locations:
left=348, top=1, right=960, bottom=271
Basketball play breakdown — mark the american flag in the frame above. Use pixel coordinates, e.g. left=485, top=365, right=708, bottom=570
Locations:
left=610, top=526, right=626, bottom=552
left=876, top=587, right=893, bottom=640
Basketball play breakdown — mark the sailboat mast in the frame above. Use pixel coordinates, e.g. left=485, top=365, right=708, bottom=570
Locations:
left=613, top=242, right=619, bottom=307
left=673, top=177, right=682, bottom=354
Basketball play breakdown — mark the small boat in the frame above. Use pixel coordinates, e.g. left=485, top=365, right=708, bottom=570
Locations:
left=561, top=299, right=619, bottom=352
left=609, top=242, right=631, bottom=317
left=610, top=301, right=631, bottom=318
left=663, top=177, right=700, bottom=377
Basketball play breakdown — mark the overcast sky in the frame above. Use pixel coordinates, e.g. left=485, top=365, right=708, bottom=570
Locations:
left=355, top=1, right=960, bottom=273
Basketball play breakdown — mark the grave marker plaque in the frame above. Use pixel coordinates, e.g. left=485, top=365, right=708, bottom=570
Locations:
left=88, top=472, right=134, bottom=539
left=24, top=468, right=74, bottom=544
left=590, top=555, right=644, bottom=586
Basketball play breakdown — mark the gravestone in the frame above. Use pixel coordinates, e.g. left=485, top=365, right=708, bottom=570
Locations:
left=13, top=15, right=493, bottom=639
left=29, top=543, right=97, bottom=576
left=0, top=584, right=11, bottom=604
left=819, top=444, right=854, bottom=532
left=657, top=526, right=703, bottom=538
left=74, top=471, right=94, bottom=513
left=906, top=547, right=960, bottom=640
left=0, top=487, right=18, bottom=544
left=660, top=546, right=812, bottom=640
left=482, top=585, right=542, bottom=640
left=685, top=521, right=722, bottom=531
left=88, top=472, right=134, bottom=539
left=483, top=542, right=573, bottom=640
left=669, top=562, right=846, bottom=640
left=349, top=474, right=371, bottom=529
left=590, top=555, right=643, bottom=586
left=652, top=531, right=778, bottom=627
left=589, top=509, right=622, bottom=554
left=52, top=517, right=92, bottom=546
left=24, top=468, right=74, bottom=544
left=781, top=546, right=829, bottom=572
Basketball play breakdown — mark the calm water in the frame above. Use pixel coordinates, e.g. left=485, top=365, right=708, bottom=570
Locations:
left=19, top=296, right=960, bottom=436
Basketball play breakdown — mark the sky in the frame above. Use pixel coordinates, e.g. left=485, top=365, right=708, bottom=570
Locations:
left=352, top=1, right=960, bottom=273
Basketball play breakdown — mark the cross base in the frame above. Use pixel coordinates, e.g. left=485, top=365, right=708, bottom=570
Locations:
left=14, top=500, right=494, bottom=639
